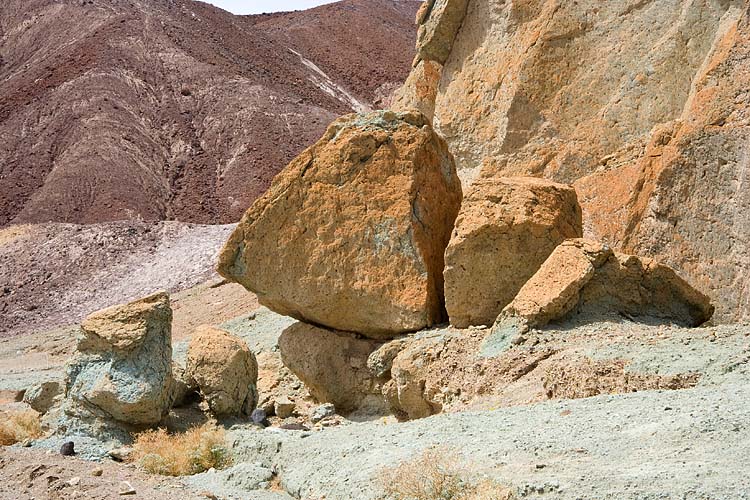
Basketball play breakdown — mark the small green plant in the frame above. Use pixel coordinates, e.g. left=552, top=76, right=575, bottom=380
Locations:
left=131, top=421, right=232, bottom=476
left=379, top=447, right=514, bottom=500
left=0, top=410, right=43, bottom=446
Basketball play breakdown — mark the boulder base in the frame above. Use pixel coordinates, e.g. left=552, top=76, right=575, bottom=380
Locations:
left=278, top=322, right=387, bottom=414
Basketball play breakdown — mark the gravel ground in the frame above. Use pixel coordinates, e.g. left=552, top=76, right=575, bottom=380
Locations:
left=4, top=303, right=749, bottom=499
left=216, top=382, right=750, bottom=500
left=0, top=447, right=208, bottom=500
left=0, top=222, right=236, bottom=337
left=180, top=317, right=750, bottom=500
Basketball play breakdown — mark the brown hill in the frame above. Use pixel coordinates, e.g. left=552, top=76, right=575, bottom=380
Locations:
left=0, top=0, right=419, bottom=227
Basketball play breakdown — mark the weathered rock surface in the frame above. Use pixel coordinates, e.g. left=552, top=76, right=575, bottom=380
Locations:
left=22, top=381, right=62, bottom=415
left=444, top=176, right=582, bottom=328
left=185, top=325, right=258, bottom=418
left=218, top=110, right=462, bottom=338
left=415, top=0, right=470, bottom=65
left=496, top=239, right=714, bottom=333
left=396, top=0, right=750, bottom=322
left=619, top=8, right=750, bottom=324
left=392, top=59, right=443, bottom=123
left=278, top=323, right=387, bottom=414
left=65, top=292, right=173, bottom=426
left=376, top=322, right=708, bottom=421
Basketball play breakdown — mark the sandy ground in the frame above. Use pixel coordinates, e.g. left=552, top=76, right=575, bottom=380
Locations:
left=0, top=447, right=209, bottom=500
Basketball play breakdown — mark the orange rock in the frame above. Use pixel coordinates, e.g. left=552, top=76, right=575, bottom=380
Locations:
left=444, top=176, right=582, bottom=328
left=395, top=0, right=749, bottom=322
left=497, top=239, right=714, bottom=332
left=185, top=325, right=258, bottom=417
left=218, top=110, right=462, bottom=338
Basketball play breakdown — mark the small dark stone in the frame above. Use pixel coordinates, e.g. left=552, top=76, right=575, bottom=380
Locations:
left=60, top=441, right=75, bottom=456
left=251, top=408, right=269, bottom=427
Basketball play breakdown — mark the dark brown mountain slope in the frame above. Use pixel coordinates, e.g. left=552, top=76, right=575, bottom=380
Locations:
left=251, top=0, right=419, bottom=104
left=0, top=0, right=419, bottom=227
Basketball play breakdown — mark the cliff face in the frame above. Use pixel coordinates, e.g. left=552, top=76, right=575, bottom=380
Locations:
left=395, top=0, right=750, bottom=322
left=0, top=0, right=419, bottom=227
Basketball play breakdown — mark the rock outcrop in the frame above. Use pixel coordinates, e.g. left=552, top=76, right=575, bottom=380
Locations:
left=444, top=177, right=582, bottom=328
left=495, top=239, right=714, bottom=334
left=218, top=110, right=462, bottom=338
left=370, top=321, right=704, bottom=421
left=65, top=292, right=173, bottom=426
left=394, top=0, right=750, bottom=322
left=278, top=322, right=387, bottom=414
left=185, top=325, right=258, bottom=418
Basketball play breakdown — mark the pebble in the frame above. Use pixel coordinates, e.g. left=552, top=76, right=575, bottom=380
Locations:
left=91, top=467, right=104, bottom=477
left=108, top=447, right=134, bottom=462
left=66, top=476, right=81, bottom=486
left=251, top=408, right=269, bottom=427
left=119, top=481, right=136, bottom=495
left=60, top=441, right=75, bottom=456
left=311, top=403, right=336, bottom=423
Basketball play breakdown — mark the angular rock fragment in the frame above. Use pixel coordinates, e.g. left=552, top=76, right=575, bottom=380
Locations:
left=23, top=381, right=62, bottom=414
left=444, top=176, right=582, bottom=328
left=279, top=322, right=387, bottom=414
left=415, top=0, right=470, bottom=65
left=311, top=403, right=336, bottom=423
left=218, top=110, right=462, bottom=338
left=495, top=239, right=714, bottom=334
left=274, top=396, right=295, bottom=419
left=185, top=325, right=258, bottom=418
left=65, top=292, right=173, bottom=426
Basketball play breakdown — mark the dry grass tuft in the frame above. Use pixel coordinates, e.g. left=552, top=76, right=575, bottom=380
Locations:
left=380, top=447, right=514, bottom=500
left=130, top=422, right=232, bottom=476
left=0, top=410, right=43, bottom=446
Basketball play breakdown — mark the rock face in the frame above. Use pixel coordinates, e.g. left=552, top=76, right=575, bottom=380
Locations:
left=278, top=322, right=387, bottom=414
left=444, top=177, right=582, bottom=328
left=218, top=110, right=463, bottom=338
left=395, top=0, right=750, bottom=322
left=496, top=239, right=714, bottom=332
left=185, top=326, right=258, bottom=418
left=65, top=292, right=173, bottom=426
left=415, top=0, right=470, bottom=65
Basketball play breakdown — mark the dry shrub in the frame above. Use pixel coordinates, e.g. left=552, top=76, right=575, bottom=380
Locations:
left=0, top=410, right=43, bottom=446
left=130, top=422, right=232, bottom=476
left=380, top=447, right=514, bottom=500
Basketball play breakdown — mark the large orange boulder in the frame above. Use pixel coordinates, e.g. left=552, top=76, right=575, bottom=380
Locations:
left=218, top=110, right=462, bottom=338
left=444, top=177, right=582, bottom=328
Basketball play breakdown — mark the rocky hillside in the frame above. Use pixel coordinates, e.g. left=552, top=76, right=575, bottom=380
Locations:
left=0, top=0, right=419, bottom=227
left=394, top=0, right=750, bottom=323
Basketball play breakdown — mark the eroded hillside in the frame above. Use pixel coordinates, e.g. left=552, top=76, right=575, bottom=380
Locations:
left=0, top=0, right=419, bottom=226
